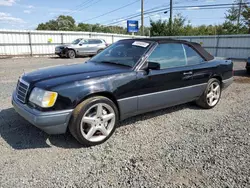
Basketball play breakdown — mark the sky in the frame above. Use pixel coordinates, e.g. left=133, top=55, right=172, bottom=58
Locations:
left=0, top=0, right=234, bottom=30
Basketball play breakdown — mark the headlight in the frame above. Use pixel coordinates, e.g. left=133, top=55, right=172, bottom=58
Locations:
left=29, top=87, right=58, bottom=108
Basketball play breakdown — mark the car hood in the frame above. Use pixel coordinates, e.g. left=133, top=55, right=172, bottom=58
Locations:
left=22, top=61, right=131, bottom=88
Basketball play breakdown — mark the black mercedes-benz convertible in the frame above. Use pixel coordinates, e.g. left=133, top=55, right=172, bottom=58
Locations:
left=12, top=38, right=233, bottom=146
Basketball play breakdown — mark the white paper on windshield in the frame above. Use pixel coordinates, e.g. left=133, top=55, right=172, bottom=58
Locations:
left=132, top=41, right=149, bottom=48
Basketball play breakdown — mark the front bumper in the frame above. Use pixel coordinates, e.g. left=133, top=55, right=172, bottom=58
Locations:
left=55, top=51, right=66, bottom=56
left=12, top=92, right=73, bottom=134
left=222, top=77, right=234, bottom=89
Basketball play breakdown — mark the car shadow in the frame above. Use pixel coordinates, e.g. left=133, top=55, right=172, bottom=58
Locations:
left=233, top=69, right=249, bottom=77
left=0, top=108, right=82, bottom=150
left=0, top=103, right=201, bottom=150
left=49, top=56, right=66, bottom=59
left=233, top=70, right=250, bottom=84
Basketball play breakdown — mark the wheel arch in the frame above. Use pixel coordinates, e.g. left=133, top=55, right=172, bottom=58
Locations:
left=76, top=91, right=120, bottom=120
left=210, top=74, right=222, bottom=85
left=65, top=48, right=76, bottom=54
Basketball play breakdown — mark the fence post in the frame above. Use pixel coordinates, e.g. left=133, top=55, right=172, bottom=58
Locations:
left=112, top=35, right=114, bottom=43
left=28, top=32, right=33, bottom=56
left=215, top=35, right=220, bottom=57
left=61, top=33, right=64, bottom=44
left=89, top=33, right=92, bottom=38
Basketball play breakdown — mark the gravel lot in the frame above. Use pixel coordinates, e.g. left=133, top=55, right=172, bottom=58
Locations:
left=0, top=57, right=249, bottom=188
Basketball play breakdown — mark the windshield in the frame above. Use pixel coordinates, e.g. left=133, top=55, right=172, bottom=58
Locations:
left=71, top=39, right=82, bottom=45
left=90, top=40, right=152, bottom=68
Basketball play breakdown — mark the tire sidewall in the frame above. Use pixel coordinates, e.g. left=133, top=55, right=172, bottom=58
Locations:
left=68, top=49, right=76, bottom=59
left=72, top=97, right=119, bottom=146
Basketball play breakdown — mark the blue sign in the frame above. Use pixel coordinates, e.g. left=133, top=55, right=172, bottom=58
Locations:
left=127, top=20, right=139, bottom=33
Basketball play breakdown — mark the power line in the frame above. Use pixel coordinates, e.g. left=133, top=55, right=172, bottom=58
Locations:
left=68, top=0, right=103, bottom=16
left=106, top=7, right=170, bottom=25
left=67, top=0, right=97, bottom=16
left=80, top=0, right=140, bottom=22
left=51, top=0, right=95, bottom=19
left=101, top=4, right=170, bottom=25
left=104, top=2, right=250, bottom=26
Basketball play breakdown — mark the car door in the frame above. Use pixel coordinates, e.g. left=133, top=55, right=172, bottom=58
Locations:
left=77, top=39, right=89, bottom=55
left=136, top=42, right=201, bottom=113
left=87, top=39, right=99, bottom=54
left=183, top=44, right=213, bottom=86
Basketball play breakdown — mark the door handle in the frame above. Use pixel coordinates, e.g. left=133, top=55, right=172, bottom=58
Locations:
left=183, top=71, right=193, bottom=75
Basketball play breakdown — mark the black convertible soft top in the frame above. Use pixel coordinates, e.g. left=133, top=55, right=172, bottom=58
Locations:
left=122, top=38, right=214, bottom=61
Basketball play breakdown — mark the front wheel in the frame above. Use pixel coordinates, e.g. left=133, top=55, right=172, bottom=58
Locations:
left=67, top=49, right=76, bottom=59
left=69, top=96, right=118, bottom=146
left=196, top=78, right=221, bottom=109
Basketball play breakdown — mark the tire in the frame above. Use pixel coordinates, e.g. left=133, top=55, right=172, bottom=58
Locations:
left=67, top=49, right=76, bottom=59
left=196, top=78, right=221, bottom=109
left=247, top=68, right=250, bottom=74
left=97, top=49, right=103, bottom=54
left=69, top=96, right=119, bottom=146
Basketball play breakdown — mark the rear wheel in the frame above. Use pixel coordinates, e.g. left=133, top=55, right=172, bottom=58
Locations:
left=196, top=78, right=221, bottom=109
left=69, top=96, right=118, bottom=146
left=67, top=49, right=76, bottom=59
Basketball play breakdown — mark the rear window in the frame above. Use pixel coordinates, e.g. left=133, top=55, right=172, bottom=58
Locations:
left=89, top=39, right=102, bottom=44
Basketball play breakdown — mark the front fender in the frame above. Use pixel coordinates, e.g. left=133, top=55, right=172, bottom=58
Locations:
left=52, top=72, right=136, bottom=110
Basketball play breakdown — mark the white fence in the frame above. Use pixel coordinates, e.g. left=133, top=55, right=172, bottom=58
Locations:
left=165, top=34, right=250, bottom=59
left=0, top=30, right=145, bottom=56
left=0, top=30, right=249, bottom=59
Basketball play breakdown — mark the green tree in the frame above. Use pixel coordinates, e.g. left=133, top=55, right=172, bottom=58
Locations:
left=37, top=15, right=76, bottom=31
left=222, top=0, right=248, bottom=34
left=150, top=19, right=169, bottom=36
left=242, top=3, right=250, bottom=33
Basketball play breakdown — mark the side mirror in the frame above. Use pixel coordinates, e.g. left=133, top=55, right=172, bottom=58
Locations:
left=148, top=61, right=160, bottom=70
left=79, top=43, right=83, bottom=46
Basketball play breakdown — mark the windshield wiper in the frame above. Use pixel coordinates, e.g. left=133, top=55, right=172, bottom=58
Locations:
left=98, top=61, right=132, bottom=67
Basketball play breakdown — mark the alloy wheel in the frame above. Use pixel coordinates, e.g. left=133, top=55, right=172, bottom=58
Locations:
left=68, top=50, right=75, bottom=58
left=206, top=82, right=221, bottom=107
left=80, top=103, right=116, bottom=142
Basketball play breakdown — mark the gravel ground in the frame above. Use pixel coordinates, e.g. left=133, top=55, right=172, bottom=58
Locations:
left=0, top=57, right=249, bottom=188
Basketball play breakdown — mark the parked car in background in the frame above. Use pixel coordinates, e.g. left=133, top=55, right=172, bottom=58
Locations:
left=246, top=57, right=250, bottom=74
left=55, top=38, right=108, bottom=58
left=13, top=38, right=233, bottom=146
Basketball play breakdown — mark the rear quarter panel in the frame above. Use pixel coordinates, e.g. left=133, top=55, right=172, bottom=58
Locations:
left=191, top=59, right=233, bottom=86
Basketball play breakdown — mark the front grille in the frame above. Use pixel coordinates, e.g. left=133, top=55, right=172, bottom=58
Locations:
left=16, top=79, right=29, bottom=103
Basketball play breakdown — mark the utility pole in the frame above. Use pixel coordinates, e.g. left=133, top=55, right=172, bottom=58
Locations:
left=141, top=0, right=144, bottom=36
left=169, top=0, right=173, bottom=34
left=237, top=0, right=243, bottom=33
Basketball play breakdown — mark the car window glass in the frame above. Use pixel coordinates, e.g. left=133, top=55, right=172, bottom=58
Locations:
left=148, top=43, right=186, bottom=69
left=90, top=40, right=151, bottom=67
left=80, top=40, right=88, bottom=44
left=72, top=38, right=82, bottom=44
left=89, top=39, right=102, bottom=44
left=184, top=45, right=204, bottom=65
